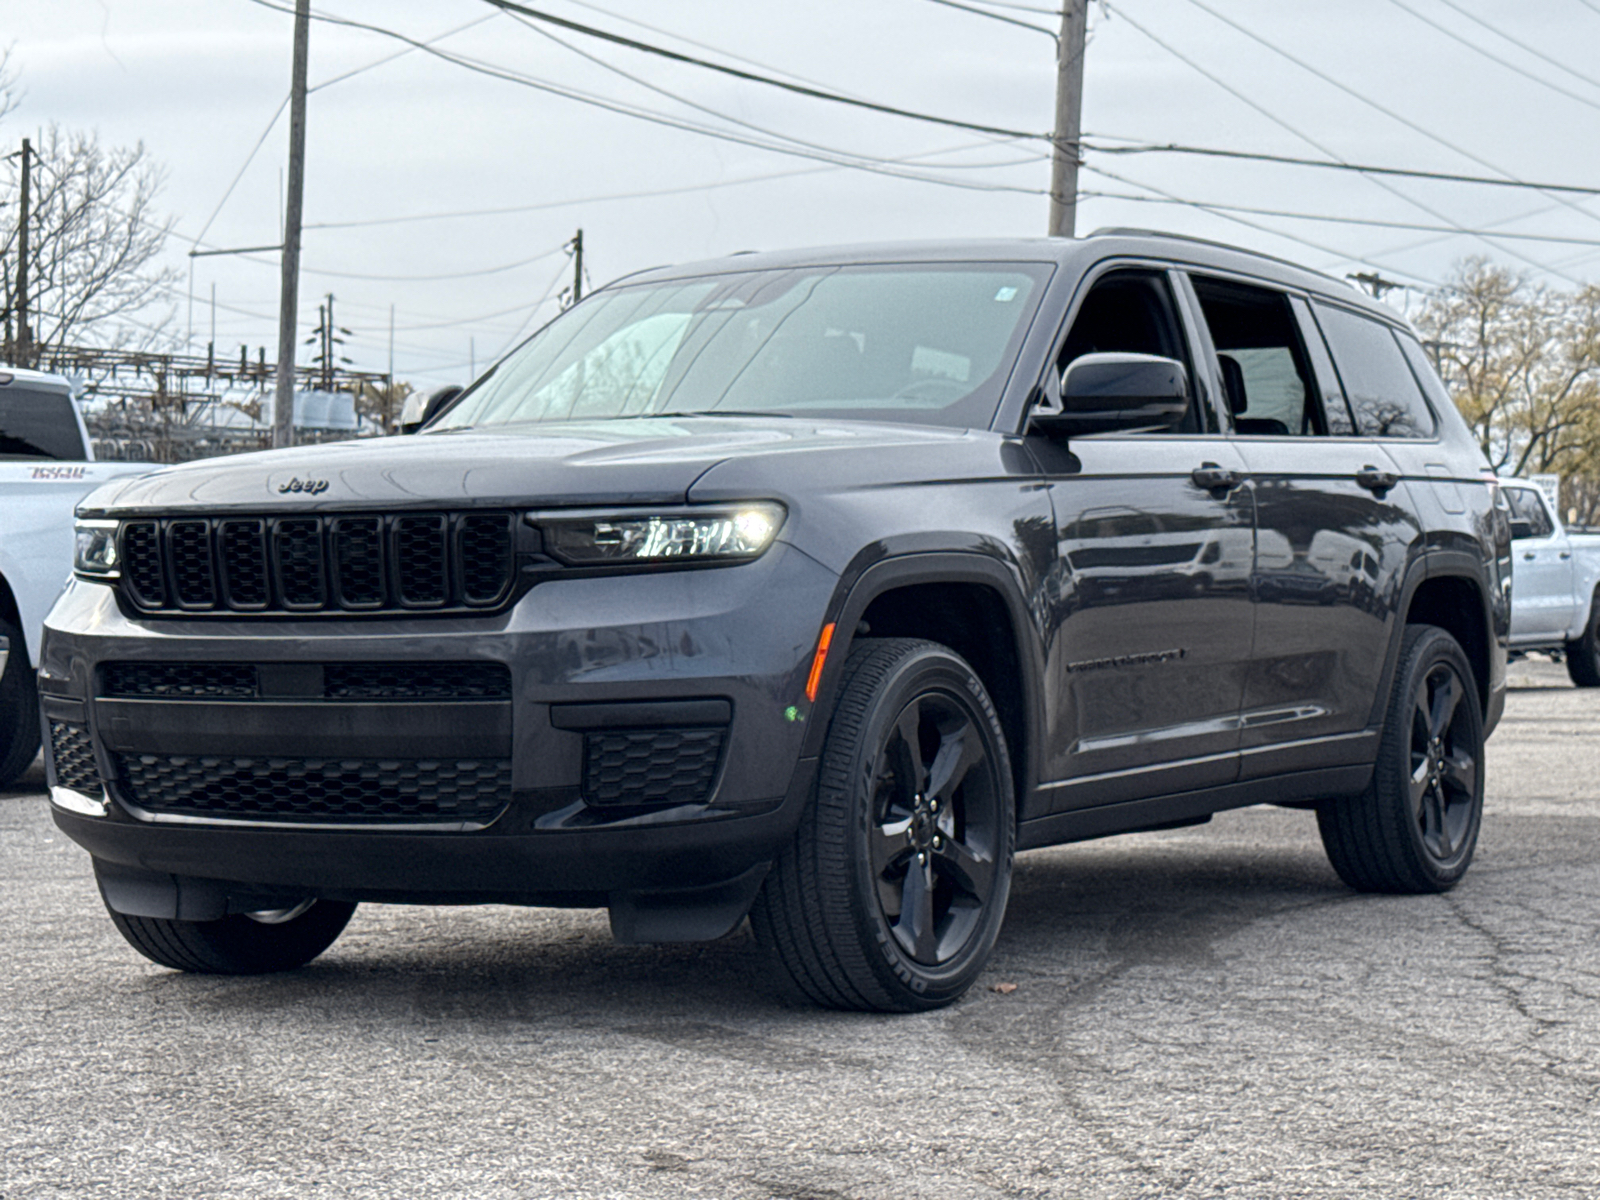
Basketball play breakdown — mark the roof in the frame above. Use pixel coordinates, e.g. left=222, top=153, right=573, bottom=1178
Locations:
left=602, top=230, right=1402, bottom=327
left=0, top=364, right=74, bottom=392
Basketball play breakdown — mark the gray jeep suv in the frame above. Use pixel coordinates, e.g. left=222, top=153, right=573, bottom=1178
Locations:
left=43, top=230, right=1509, bottom=1010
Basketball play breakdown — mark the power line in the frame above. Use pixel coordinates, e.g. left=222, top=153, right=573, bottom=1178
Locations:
left=916, top=0, right=1057, bottom=41
left=1384, top=0, right=1600, bottom=117
left=1099, top=2, right=1574, bottom=281
left=1428, top=0, right=1600, bottom=96
left=1079, top=188, right=1600, bottom=247
left=238, top=0, right=1050, bottom=196
left=1089, top=139, right=1600, bottom=197
left=473, top=0, right=1046, bottom=141
left=1176, top=0, right=1600, bottom=252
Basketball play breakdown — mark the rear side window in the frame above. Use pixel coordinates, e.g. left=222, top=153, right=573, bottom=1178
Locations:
left=1312, top=303, right=1437, bottom=439
left=1189, top=276, right=1321, bottom=437
left=0, top=384, right=85, bottom=461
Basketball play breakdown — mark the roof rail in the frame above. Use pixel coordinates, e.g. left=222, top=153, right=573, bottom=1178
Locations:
left=1086, top=226, right=1355, bottom=287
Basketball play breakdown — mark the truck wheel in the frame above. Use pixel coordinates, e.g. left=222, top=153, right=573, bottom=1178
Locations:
left=751, top=638, right=1015, bottom=1011
left=102, top=897, right=358, bottom=974
left=1317, top=624, right=1484, bottom=893
left=1565, top=592, right=1600, bottom=687
left=0, top=617, right=42, bottom=790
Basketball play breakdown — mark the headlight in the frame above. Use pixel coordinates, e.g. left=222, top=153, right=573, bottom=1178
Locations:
left=537, top=503, right=785, bottom=566
left=74, top=519, right=120, bottom=579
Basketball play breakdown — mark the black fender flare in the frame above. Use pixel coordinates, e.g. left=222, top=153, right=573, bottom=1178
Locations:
left=797, top=549, right=1049, bottom=811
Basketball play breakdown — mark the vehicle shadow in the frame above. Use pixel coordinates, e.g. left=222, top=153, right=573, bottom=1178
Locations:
left=137, top=830, right=1351, bottom=1025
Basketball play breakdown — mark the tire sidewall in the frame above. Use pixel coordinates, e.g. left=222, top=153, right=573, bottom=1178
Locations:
left=1387, top=627, right=1485, bottom=887
left=835, top=646, right=1015, bottom=1008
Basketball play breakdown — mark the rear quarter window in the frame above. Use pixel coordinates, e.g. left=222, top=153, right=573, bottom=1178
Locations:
left=1312, top=302, right=1437, bottom=439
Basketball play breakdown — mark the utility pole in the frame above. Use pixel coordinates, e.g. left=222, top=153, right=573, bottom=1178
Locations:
left=1047, top=3, right=1089, bottom=238
left=273, top=0, right=311, bottom=449
left=562, top=228, right=584, bottom=308
left=16, top=137, right=31, bottom=366
left=1347, top=272, right=1404, bottom=300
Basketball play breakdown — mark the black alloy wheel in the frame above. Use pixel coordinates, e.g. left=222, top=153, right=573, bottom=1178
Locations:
left=752, top=638, right=1015, bottom=1011
left=1318, top=624, right=1485, bottom=893
left=868, top=691, right=1004, bottom=968
left=1408, top=659, right=1478, bottom=864
left=0, top=616, right=42, bottom=790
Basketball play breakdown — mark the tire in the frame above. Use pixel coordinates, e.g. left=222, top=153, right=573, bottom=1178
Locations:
left=1565, top=592, right=1600, bottom=687
left=1317, top=624, right=1485, bottom=894
left=0, top=616, right=42, bottom=790
left=751, top=638, right=1015, bottom=1012
left=101, top=894, right=358, bottom=974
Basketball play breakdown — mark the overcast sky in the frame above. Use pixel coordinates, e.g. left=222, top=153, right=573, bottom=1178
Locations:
left=8, top=0, right=1600, bottom=389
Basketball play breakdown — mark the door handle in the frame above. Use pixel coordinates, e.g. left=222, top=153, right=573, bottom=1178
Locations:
left=1355, top=465, right=1399, bottom=493
left=1191, top=462, right=1240, bottom=490
left=1561, top=551, right=1573, bottom=559
left=1524, top=552, right=1536, bottom=560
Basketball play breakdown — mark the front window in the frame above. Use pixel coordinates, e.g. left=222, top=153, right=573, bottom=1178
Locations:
left=432, top=263, right=1051, bottom=432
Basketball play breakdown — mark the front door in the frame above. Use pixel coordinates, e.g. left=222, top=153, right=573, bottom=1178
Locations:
left=1030, top=267, right=1254, bottom=812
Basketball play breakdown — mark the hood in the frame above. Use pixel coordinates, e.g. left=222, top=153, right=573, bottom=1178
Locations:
left=75, top=416, right=995, bottom=516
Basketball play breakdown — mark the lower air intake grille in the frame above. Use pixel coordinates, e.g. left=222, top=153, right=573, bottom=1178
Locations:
left=582, top=728, right=725, bottom=807
left=48, top=723, right=102, bottom=794
left=116, top=754, right=512, bottom=823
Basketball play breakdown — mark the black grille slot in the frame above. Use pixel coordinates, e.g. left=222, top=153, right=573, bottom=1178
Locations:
left=582, top=727, right=725, bottom=807
left=274, top=518, right=326, bottom=609
left=323, top=662, right=512, bottom=700
left=395, top=515, right=448, bottom=607
left=48, top=722, right=102, bottom=793
left=122, top=521, right=166, bottom=606
left=102, top=662, right=258, bottom=699
left=332, top=518, right=385, bottom=608
left=116, top=753, right=511, bottom=823
left=459, top=514, right=514, bottom=606
left=218, top=520, right=270, bottom=608
left=168, top=521, right=216, bottom=608
left=116, top=512, right=518, bottom=616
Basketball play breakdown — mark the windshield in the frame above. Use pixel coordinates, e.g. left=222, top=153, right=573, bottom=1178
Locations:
left=433, top=262, right=1051, bottom=431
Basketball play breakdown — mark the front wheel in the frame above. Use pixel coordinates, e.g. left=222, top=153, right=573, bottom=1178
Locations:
left=751, top=638, right=1015, bottom=1011
left=102, top=892, right=358, bottom=974
left=1565, top=592, right=1600, bottom=687
left=0, top=617, right=42, bottom=790
left=1317, top=624, right=1485, bottom=893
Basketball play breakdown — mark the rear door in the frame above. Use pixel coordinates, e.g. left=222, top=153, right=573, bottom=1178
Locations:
left=1029, top=265, right=1254, bottom=811
left=1182, top=274, right=1420, bottom=779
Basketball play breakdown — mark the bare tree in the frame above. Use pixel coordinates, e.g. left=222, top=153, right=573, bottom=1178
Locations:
left=1416, top=259, right=1600, bottom=480
left=1, top=121, right=178, bottom=362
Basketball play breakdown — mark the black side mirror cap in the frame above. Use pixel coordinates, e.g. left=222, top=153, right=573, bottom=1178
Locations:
left=1028, top=352, right=1189, bottom=438
left=1509, top=520, right=1535, bottom=541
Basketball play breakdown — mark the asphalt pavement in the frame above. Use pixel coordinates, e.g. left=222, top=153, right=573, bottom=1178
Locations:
left=2, top=658, right=1596, bottom=1199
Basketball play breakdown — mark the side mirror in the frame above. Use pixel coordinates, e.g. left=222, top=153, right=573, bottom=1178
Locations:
left=1509, top=519, right=1534, bottom=541
left=399, top=385, right=464, bottom=434
left=1028, top=352, right=1189, bottom=438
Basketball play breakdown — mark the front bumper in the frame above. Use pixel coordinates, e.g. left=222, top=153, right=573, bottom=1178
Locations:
left=41, top=542, right=836, bottom=925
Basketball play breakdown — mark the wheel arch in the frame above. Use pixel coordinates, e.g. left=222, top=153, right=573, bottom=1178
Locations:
left=1378, top=556, right=1495, bottom=726
left=800, top=552, right=1045, bottom=816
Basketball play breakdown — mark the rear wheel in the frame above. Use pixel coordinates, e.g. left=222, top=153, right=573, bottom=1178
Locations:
left=1565, top=592, right=1600, bottom=687
left=751, top=638, right=1015, bottom=1011
left=102, top=894, right=357, bottom=974
left=1317, top=624, right=1484, bottom=893
left=0, top=617, right=41, bottom=790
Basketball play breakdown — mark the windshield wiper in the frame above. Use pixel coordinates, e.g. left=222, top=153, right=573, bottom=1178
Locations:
left=660, top=409, right=794, bottom=419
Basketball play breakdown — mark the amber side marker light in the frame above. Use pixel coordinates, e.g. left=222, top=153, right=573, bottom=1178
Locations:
left=805, top=622, right=836, bottom=703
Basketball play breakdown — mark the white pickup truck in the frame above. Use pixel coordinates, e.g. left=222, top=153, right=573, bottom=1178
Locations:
left=1501, top=480, right=1600, bottom=686
left=1, top=366, right=153, bottom=786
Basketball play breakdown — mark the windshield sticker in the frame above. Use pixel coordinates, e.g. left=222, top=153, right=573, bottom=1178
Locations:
left=994, top=286, right=1019, bottom=302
